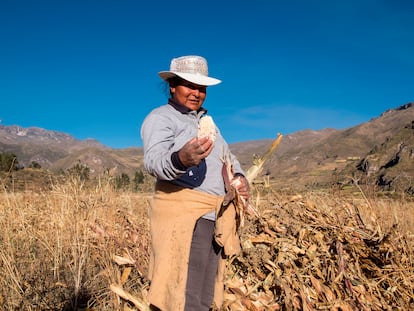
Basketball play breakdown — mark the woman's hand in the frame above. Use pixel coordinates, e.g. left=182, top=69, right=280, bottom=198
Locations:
left=178, top=136, right=213, bottom=167
left=232, top=175, right=250, bottom=201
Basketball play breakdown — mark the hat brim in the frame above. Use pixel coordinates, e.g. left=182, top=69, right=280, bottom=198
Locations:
left=158, top=71, right=221, bottom=86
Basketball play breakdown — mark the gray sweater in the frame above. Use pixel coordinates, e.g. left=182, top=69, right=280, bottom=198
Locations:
left=141, top=99, right=244, bottom=196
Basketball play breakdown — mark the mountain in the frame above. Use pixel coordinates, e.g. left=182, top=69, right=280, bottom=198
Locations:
left=0, top=125, right=144, bottom=175
left=338, top=116, right=414, bottom=194
left=228, top=102, right=414, bottom=192
left=0, top=102, right=413, bottom=193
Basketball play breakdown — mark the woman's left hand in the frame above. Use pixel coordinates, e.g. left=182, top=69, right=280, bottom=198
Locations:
left=232, top=175, right=250, bottom=201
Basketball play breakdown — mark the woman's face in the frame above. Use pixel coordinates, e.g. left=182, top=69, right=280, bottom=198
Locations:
left=171, top=79, right=207, bottom=111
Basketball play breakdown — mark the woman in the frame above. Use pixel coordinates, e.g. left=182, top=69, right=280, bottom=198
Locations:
left=141, top=55, right=250, bottom=311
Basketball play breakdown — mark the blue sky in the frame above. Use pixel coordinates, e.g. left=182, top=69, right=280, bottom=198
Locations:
left=1, top=0, right=413, bottom=148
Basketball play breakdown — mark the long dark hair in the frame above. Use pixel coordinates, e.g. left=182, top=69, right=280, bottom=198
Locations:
left=159, top=76, right=182, bottom=98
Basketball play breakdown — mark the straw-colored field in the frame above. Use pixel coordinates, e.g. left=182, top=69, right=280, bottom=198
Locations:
left=1, top=179, right=413, bottom=310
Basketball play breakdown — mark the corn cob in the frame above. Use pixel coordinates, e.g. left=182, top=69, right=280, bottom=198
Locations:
left=198, top=115, right=216, bottom=142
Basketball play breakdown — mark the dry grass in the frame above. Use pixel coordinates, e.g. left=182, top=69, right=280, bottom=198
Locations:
left=0, top=178, right=151, bottom=310
left=0, top=179, right=413, bottom=310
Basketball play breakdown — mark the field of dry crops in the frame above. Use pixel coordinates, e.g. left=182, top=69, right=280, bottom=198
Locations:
left=1, top=179, right=413, bottom=310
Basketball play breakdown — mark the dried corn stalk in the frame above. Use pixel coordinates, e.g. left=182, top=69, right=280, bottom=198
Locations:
left=246, top=133, right=283, bottom=183
left=110, top=284, right=150, bottom=310
left=198, top=115, right=217, bottom=142
left=221, top=133, right=283, bottom=227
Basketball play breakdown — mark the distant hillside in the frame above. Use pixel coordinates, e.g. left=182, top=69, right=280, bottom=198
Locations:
left=0, top=125, right=144, bottom=175
left=229, top=102, right=414, bottom=192
left=338, top=119, right=414, bottom=194
left=1, top=102, right=413, bottom=193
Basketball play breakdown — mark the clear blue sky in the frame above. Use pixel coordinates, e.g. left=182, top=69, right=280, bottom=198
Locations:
left=1, top=0, right=413, bottom=148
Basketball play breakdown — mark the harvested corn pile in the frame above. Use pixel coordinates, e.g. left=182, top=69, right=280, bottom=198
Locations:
left=222, top=193, right=414, bottom=311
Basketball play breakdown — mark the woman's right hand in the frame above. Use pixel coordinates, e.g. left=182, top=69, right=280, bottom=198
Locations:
left=178, top=137, right=213, bottom=167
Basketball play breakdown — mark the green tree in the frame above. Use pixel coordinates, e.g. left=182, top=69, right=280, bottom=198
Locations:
left=133, top=170, right=145, bottom=191
left=29, top=161, right=41, bottom=169
left=114, top=173, right=130, bottom=190
left=67, top=161, right=90, bottom=181
left=0, top=152, right=19, bottom=172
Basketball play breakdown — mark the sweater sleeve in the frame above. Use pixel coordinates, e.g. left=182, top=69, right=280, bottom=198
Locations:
left=140, top=112, right=187, bottom=180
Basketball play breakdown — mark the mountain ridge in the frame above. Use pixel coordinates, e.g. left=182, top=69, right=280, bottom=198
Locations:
left=1, top=102, right=413, bottom=192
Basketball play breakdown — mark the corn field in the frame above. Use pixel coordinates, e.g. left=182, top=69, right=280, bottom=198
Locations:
left=0, top=178, right=413, bottom=310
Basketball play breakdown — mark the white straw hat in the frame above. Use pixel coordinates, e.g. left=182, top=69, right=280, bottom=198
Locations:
left=158, top=55, right=221, bottom=86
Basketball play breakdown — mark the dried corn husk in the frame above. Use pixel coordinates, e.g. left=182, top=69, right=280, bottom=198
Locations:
left=110, top=284, right=150, bottom=310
